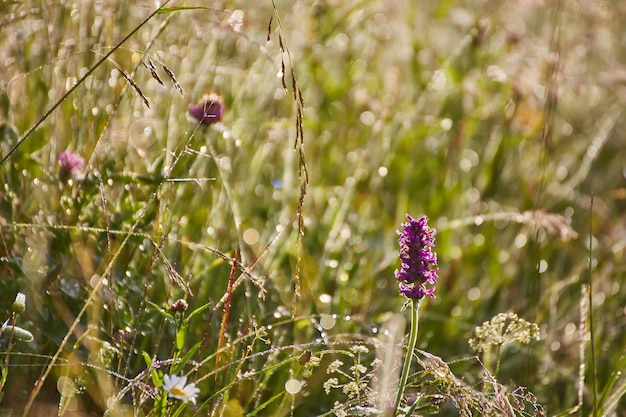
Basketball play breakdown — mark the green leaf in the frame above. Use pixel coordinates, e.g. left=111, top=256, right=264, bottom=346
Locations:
left=175, top=321, right=189, bottom=351
left=148, top=301, right=175, bottom=321
left=171, top=341, right=202, bottom=375
left=186, top=301, right=212, bottom=321
left=1, top=325, right=34, bottom=342
left=248, top=392, right=283, bottom=416
left=0, top=256, right=25, bottom=276
left=142, top=351, right=153, bottom=368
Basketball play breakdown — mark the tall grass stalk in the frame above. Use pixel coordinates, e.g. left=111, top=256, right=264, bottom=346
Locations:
left=588, top=195, right=597, bottom=417
left=0, top=0, right=171, bottom=169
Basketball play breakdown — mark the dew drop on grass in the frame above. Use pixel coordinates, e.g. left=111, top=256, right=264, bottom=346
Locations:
left=359, top=111, right=375, bottom=126
left=440, top=118, right=453, bottom=131
left=465, top=187, right=480, bottom=204
left=320, top=314, right=335, bottom=330
left=219, top=156, right=232, bottom=172
left=514, top=233, right=527, bottom=248
left=564, top=322, right=576, bottom=337
left=459, top=158, right=472, bottom=172
left=57, top=376, right=76, bottom=397
left=556, top=164, right=568, bottom=180
left=89, top=275, right=101, bottom=288
left=467, top=287, right=481, bottom=301
left=318, top=293, right=332, bottom=304
left=243, top=228, right=259, bottom=245
left=285, top=379, right=302, bottom=395
left=325, top=259, right=338, bottom=268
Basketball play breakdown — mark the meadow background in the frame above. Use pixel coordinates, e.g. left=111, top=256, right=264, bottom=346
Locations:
left=0, top=0, right=625, bottom=416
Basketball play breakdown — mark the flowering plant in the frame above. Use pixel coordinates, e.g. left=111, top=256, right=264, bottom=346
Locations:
left=162, top=374, right=200, bottom=404
left=392, top=214, right=438, bottom=416
left=188, top=93, right=225, bottom=126
left=395, top=214, right=439, bottom=302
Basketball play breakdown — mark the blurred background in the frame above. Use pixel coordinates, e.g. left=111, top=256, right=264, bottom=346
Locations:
left=0, top=0, right=625, bottom=415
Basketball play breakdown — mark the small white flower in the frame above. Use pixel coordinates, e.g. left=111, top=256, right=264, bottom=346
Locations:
left=162, top=374, right=200, bottom=404
left=327, top=360, right=344, bottom=374
left=12, top=292, right=26, bottom=314
left=350, top=345, right=369, bottom=354
left=350, top=363, right=367, bottom=376
left=323, top=377, right=339, bottom=394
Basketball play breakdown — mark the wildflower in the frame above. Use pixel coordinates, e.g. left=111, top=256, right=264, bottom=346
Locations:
left=469, top=312, right=540, bottom=353
left=162, top=374, right=200, bottom=404
left=12, top=292, right=26, bottom=314
left=188, top=93, right=225, bottom=125
left=323, top=378, right=339, bottom=394
left=394, top=214, right=439, bottom=301
left=169, top=299, right=188, bottom=313
left=58, top=151, right=84, bottom=182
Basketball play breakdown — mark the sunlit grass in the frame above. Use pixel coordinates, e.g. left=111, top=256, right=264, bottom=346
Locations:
left=1, top=0, right=625, bottom=416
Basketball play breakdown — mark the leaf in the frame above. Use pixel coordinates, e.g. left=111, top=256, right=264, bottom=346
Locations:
left=222, top=399, right=244, bottom=417
left=0, top=256, right=25, bottom=276
left=1, top=325, right=34, bottom=342
left=186, top=301, right=212, bottom=321
left=170, top=341, right=202, bottom=375
left=175, top=320, right=189, bottom=351
left=141, top=351, right=153, bottom=368
left=148, top=301, right=175, bottom=321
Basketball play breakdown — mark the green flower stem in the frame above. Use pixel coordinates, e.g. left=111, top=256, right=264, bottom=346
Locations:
left=393, top=300, right=419, bottom=417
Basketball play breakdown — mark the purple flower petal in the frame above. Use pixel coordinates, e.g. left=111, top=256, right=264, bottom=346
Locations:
left=59, top=151, right=84, bottom=182
left=394, top=214, right=439, bottom=301
left=188, top=93, right=225, bottom=125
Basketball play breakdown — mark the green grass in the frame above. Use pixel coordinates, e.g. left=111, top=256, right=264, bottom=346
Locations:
left=1, top=0, right=625, bottom=416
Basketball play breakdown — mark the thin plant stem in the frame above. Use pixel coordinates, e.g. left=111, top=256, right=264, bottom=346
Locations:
left=393, top=300, right=419, bottom=417
left=494, top=344, right=502, bottom=378
left=588, top=194, right=597, bottom=417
